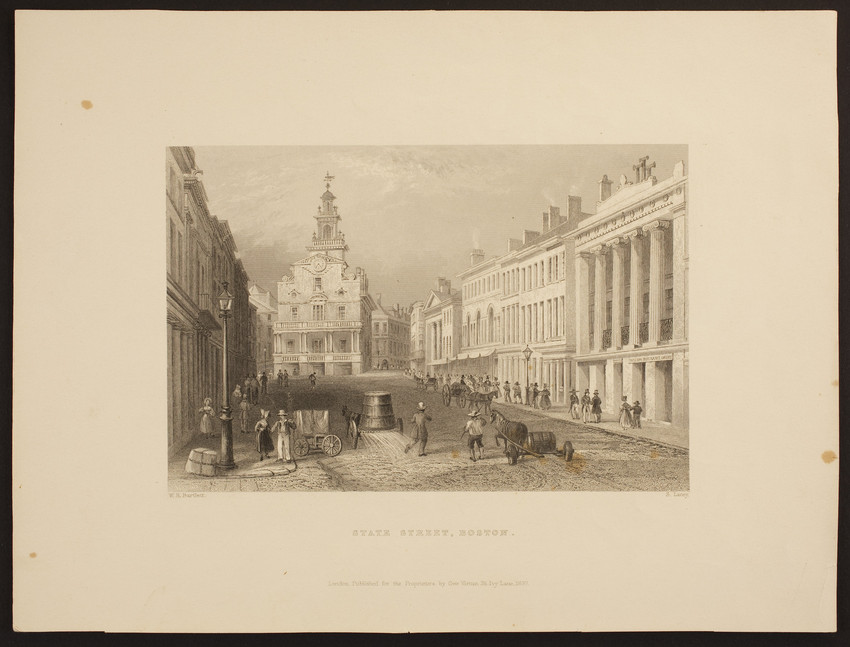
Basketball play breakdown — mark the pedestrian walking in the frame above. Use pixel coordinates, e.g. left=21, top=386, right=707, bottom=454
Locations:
left=569, top=389, right=580, bottom=419
left=260, top=371, right=268, bottom=394
left=232, top=384, right=243, bottom=404
left=504, top=381, right=512, bottom=403
left=532, top=383, right=540, bottom=409
left=460, top=407, right=487, bottom=462
left=239, top=392, right=251, bottom=433
left=283, top=370, right=289, bottom=388
left=243, top=374, right=252, bottom=397
left=492, top=379, right=501, bottom=399
left=631, top=401, right=643, bottom=428
left=405, top=402, right=432, bottom=456
left=277, top=370, right=284, bottom=388
left=619, top=396, right=633, bottom=429
left=512, top=381, right=522, bottom=404
left=272, top=409, right=297, bottom=463
left=581, top=389, right=592, bottom=423
left=591, top=390, right=602, bottom=423
left=309, top=372, right=317, bottom=390
left=198, top=397, right=216, bottom=436
left=250, top=374, right=260, bottom=404
left=539, top=384, right=551, bottom=410
left=255, top=409, right=274, bottom=461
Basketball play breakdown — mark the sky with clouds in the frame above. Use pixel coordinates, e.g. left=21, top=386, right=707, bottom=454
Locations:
left=193, top=145, right=687, bottom=307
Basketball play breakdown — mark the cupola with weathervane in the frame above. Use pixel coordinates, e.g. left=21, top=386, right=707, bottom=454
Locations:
left=308, top=171, right=349, bottom=261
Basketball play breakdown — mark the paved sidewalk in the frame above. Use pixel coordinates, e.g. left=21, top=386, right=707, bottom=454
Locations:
left=491, top=398, right=688, bottom=450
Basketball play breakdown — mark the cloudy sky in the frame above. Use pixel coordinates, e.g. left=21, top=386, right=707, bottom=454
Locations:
left=193, top=145, right=687, bottom=306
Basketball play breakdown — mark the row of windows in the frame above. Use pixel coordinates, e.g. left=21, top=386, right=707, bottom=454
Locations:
left=500, top=297, right=567, bottom=345
left=588, top=288, right=674, bottom=329
left=463, top=272, right=499, bottom=300
left=503, top=254, right=564, bottom=295
left=288, top=304, right=347, bottom=320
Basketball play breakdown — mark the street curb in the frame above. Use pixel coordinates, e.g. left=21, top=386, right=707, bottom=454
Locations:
left=491, top=401, right=689, bottom=453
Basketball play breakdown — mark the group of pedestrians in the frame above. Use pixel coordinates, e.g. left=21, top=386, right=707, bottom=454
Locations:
left=253, top=408, right=297, bottom=463
left=567, top=389, right=642, bottom=428
left=404, top=401, right=489, bottom=462
left=500, top=380, right=550, bottom=409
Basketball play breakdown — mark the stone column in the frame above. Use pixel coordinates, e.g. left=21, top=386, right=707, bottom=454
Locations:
left=627, top=230, right=645, bottom=346
left=644, top=221, right=668, bottom=344
left=575, top=253, right=590, bottom=355
left=672, top=213, right=687, bottom=341
left=609, top=238, right=626, bottom=349
left=167, top=324, right=174, bottom=449
left=593, top=247, right=607, bottom=352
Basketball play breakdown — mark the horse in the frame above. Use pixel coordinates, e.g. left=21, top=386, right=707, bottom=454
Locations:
left=489, top=409, right=529, bottom=465
left=467, top=389, right=498, bottom=415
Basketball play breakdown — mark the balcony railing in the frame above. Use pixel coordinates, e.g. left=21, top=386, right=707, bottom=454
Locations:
left=602, top=329, right=612, bottom=349
left=639, top=322, right=649, bottom=344
left=621, top=326, right=630, bottom=345
left=660, top=318, right=673, bottom=341
left=275, top=320, right=361, bottom=330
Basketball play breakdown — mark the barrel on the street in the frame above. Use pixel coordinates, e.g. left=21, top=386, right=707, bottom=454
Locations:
left=185, top=448, right=218, bottom=476
left=526, top=432, right=557, bottom=454
left=359, top=391, right=396, bottom=431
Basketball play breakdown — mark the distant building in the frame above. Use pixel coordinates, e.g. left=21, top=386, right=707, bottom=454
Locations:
left=274, top=174, right=373, bottom=375
left=408, top=300, right=426, bottom=372
left=570, top=158, right=688, bottom=426
left=166, top=146, right=255, bottom=457
left=371, top=298, right=411, bottom=370
left=249, top=283, right=278, bottom=375
left=423, top=278, right=462, bottom=376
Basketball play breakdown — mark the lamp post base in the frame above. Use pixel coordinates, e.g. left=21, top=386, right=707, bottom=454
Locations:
left=219, top=408, right=236, bottom=470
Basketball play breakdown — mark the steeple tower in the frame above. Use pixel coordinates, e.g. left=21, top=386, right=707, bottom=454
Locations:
left=308, top=171, right=349, bottom=260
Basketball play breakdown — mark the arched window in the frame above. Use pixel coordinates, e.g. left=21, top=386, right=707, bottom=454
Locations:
left=322, top=224, right=333, bottom=239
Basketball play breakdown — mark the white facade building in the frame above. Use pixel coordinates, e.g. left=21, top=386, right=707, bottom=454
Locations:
left=408, top=300, right=425, bottom=372
left=570, top=157, right=688, bottom=426
left=274, top=174, right=373, bottom=376
left=423, top=278, right=462, bottom=376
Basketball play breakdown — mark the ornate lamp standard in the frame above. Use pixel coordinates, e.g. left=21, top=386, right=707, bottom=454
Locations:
left=522, top=344, right=533, bottom=406
left=217, top=283, right=236, bottom=470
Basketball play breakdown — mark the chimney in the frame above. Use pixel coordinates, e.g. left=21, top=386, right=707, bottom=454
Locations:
left=568, top=195, right=582, bottom=221
left=508, top=238, right=522, bottom=252
left=435, top=277, right=451, bottom=294
left=376, top=293, right=382, bottom=306
left=522, top=230, right=540, bottom=245
left=598, top=175, right=613, bottom=202
left=542, top=205, right=560, bottom=232
left=470, top=249, right=485, bottom=266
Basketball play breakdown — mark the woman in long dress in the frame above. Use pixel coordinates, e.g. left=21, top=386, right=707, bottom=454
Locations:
left=539, top=384, right=551, bottom=410
left=198, top=397, right=216, bottom=436
left=239, top=393, right=251, bottom=433
left=255, top=409, right=274, bottom=461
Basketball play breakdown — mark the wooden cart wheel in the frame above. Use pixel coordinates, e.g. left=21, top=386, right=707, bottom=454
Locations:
left=322, top=434, right=342, bottom=457
left=442, top=384, right=451, bottom=406
left=293, top=437, right=310, bottom=457
left=458, top=392, right=468, bottom=408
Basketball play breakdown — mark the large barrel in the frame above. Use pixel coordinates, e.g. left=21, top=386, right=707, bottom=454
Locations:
left=360, top=391, right=396, bottom=431
left=185, top=448, right=218, bottom=476
left=526, top=432, right=557, bottom=454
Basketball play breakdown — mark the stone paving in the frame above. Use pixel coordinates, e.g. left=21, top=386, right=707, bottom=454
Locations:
left=168, top=372, right=688, bottom=492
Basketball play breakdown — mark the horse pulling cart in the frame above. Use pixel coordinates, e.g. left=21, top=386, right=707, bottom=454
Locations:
left=417, top=375, right=439, bottom=392
left=292, top=410, right=343, bottom=458
left=489, top=409, right=574, bottom=465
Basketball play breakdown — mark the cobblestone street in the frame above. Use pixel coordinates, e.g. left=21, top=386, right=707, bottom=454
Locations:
left=169, top=372, right=688, bottom=492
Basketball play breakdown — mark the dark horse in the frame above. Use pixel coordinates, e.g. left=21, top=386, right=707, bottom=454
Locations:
left=489, top=409, right=529, bottom=465
left=467, top=389, right=498, bottom=415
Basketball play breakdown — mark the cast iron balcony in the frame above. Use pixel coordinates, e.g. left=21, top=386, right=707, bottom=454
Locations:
left=602, top=329, right=612, bottom=349
left=621, top=326, right=630, bottom=345
left=639, top=322, right=649, bottom=344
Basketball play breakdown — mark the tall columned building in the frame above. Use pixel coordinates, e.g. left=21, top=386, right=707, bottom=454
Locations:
left=570, top=158, right=688, bottom=427
left=274, top=174, right=373, bottom=376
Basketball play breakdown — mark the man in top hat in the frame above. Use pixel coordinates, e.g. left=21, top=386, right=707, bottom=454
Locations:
left=581, top=389, right=592, bottom=423
left=631, top=400, right=643, bottom=428
left=531, top=382, right=540, bottom=409
left=619, top=395, right=633, bottom=429
left=569, top=389, right=580, bottom=419
left=260, top=370, right=268, bottom=394
left=504, top=380, right=512, bottom=403
left=272, top=409, right=297, bottom=463
left=405, top=402, right=432, bottom=456
left=591, top=390, right=602, bottom=423
left=461, top=407, right=487, bottom=462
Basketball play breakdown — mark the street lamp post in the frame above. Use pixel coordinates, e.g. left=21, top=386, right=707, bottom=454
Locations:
left=217, top=282, right=236, bottom=470
left=522, top=344, right=533, bottom=406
